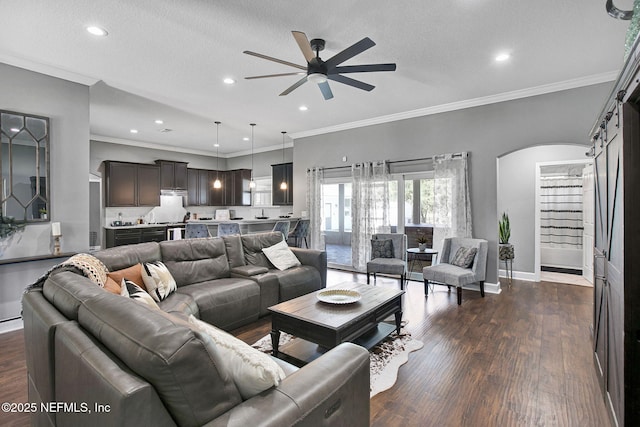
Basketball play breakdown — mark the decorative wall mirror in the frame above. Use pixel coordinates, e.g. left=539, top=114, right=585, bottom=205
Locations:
left=0, top=110, right=50, bottom=222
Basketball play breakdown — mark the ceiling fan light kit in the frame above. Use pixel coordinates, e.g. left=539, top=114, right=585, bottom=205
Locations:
left=244, top=31, right=396, bottom=100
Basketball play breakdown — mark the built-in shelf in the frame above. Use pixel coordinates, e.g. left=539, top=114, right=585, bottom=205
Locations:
left=0, top=252, right=75, bottom=266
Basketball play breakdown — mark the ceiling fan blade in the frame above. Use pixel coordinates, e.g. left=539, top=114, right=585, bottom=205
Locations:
left=243, top=50, right=307, bottom=71
left=245, top=72, right=306, bottom=80
left=329, top=63, right=396, bottom=74
left=324, top=37, right=376, bottom=69
left=279, top=76, right=308, bottom=96
left=328, top=74, right=375, bottom=92
left=292, top=31, right=315, bottom=63
left=318, top=81, right=334, bottom=100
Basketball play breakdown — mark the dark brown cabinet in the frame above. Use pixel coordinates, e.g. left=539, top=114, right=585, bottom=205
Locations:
left=156, top=160, right=188, bottom=190
left=209, top=170, right=225, bottom=206
left=106, top=226, right=167, bottom=248
left=225, top=169, right=252, bottom=206
left=187, top=168, right=210, bottom=206
left=272, top=163, right=293, bottom=206
left=104, top=161, right=160, bottom=207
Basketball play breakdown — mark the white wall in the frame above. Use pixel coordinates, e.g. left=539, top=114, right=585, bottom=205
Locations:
left=497, top=144, right=588, bottom=274
left=292, top=83, right=613, bottom=284
left=0, top=62, right=89, bottom=328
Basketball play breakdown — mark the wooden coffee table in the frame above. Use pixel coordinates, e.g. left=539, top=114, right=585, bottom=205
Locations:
left=268, top=282, right=404, bottom=365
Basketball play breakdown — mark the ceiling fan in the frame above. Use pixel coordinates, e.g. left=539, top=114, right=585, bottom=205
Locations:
left=243, top=31, right=396, bottom=100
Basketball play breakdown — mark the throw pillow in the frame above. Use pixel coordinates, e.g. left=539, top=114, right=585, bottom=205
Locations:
left=371, top=239, right=394, bottom=259
left=188, top=315, right=286, bottom=400
left=141, top=261, right=177, bottom=302
left=103, top=276, right=122, bottom=295
left=262, top=240, right=301, bottom=271
left=450, top=247, right=478, bottom=268
left=120, top=279, right=160, bottom=309
left=107, top=264, right=145, bottom=290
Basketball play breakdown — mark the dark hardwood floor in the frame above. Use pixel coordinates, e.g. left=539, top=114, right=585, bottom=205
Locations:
left=0, top=270, right=611, bottom=426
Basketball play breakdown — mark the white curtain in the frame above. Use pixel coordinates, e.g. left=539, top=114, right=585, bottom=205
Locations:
left=351, top=161, right=391, bottom=272
left=432, top=153, right=472, bottom=253
left=306, top=167, right=325, bottom=250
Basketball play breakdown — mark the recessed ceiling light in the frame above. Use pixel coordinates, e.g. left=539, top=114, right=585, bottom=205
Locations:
left=243, top=137, right=249, bottom=141
left=223, top=78, right=236, bottom=85
left=10, top=128, right=19, bottom=132
left=299, top=105, right=308, bottom=111
left=130, top=129, right=138, bottom=134
left=86, top=26, right=108, bottom=37
left=154, top=119, right=164, bottom=124
left=214, top=143, right=220, bottom=147
left=495, top=53, right=511, bottom=62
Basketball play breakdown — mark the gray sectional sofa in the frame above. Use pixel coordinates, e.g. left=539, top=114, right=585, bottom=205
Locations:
left=22, top=231, right=371, bottom=427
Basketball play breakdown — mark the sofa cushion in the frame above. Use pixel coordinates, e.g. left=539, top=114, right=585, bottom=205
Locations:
left=240, top=232, right=284, bottom=268
left=141, top=261, right=177, bottom=302
left=176, top=278, right=260, bottom=330
left=158, top=292, right=199, bottom=318
left=262, top=240, right=301, bottom=271
left=94, top=242, right=162, bottom=272
left=423, top=263, right=477, bottom=287
left=159, top=238, right=230, bottom=286
left=188, top=316, right=286, bottom=400
left=222, top=234, right=245, bottom=268
left=43, top=271, right=106, bottom=320
left=272, top=266, right=323, bottom=301
left=77, top=293, right=242, bottom=427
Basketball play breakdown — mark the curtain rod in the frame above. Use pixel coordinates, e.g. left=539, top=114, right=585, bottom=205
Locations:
left=307, top=151, right=467, bottom=172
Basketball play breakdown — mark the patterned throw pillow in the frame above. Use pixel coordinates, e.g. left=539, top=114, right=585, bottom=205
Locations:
left=371, top=239, right=394, bottom=259
left=450, top=247, right=478, bottom=268
left=141, top=261, right=178, bottom=302
left=120, top=279, right=160, bottom=309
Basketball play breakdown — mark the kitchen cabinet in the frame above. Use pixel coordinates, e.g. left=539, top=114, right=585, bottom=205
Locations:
left=156, top=160, right=188, bottom=190
left=272, top=163, right=293, bottom=206
left=210, top=170, right=225, bottom=206
left=187, top=168, right=211, bottom=206
left=105, top=226, right=167, bottom=248
left=104, top=161, right=160, bottom=207
left=225, top=169, right=252, bottom=206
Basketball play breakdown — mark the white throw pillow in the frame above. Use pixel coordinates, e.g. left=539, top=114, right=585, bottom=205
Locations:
left=141, top=261, right=177, bottom=302
left=262, top=240, right=301, bottom=271
left=188, top=315, right=286, bottom=400
left=120, top=279, right=160, bottom=309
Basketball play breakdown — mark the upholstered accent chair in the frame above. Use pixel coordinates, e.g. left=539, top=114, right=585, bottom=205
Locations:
left=185, top=223, right=211, bottom=239
left=272, top=221, right=290, bottom=239
left=288, top=219, right=310, bottom=248
left=217, top=222, right=241, bottom=237
left=366, top=233, right=407, bottom=290
left=422, top=237, right=488, bottom=305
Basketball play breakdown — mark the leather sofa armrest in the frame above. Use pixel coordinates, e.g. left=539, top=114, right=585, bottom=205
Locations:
left=290, top=247, right=327, bottom=288
left=205, top=342, right=370, bottom=427
left=230, top=265, right=269, bottom=277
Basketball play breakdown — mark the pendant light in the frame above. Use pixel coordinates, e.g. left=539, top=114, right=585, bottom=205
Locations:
left=249, top=123, right=256, bottom=188
left=280, top=131, right=288, bottom=190
left=213, top=121, right=222, bottom=189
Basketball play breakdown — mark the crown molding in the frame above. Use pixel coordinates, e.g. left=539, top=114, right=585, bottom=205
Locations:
left=289, top=71, right=619, bottom=140
left=90, top=134, right=222, bottom=157
left=0, top=54, right=100, bottom=86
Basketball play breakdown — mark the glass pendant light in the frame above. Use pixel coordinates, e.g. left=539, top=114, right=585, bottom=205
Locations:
left=213, top=121, right=222, bottom=189
left=249, top=123, right=256, bottom=188
left=280, top=131, right=288, bottom=190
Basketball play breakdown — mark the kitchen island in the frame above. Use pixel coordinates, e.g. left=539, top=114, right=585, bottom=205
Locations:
left=104, top=217, right=300, bottom=247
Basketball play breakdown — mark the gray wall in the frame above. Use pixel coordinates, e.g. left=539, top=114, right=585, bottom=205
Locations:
left=497, top=144, right=588, bottom=274
left=0, top=63, right=89, bottom=328
left=226, top=148, right=293, bottom=178
left=292, top=82, right=612, bottom=284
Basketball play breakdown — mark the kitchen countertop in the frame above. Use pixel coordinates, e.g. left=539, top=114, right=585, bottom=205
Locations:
left=104, top=217, right=300, bottom=230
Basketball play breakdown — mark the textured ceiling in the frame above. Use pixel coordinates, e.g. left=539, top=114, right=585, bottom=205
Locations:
left=0, top=0, right=633, bottom=155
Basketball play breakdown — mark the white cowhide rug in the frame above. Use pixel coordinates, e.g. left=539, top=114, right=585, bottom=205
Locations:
left=252, top=325, right=423, bottom=397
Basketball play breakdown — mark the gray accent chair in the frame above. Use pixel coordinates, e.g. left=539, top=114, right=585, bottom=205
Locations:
left=366, top=233, right=407, bottom=290
left=287, top=219, right=310, bottom=248
left=422, top=237, right=488, bottom=305
left=217, top=222, right=241, bottom=236
left=185, top=223, right=211, bottom=238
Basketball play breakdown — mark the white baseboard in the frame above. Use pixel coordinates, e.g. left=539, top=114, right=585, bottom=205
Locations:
left=461, top=282, right=501, bottom=295
left=0, top=318, right=23, bottom=335
left=499, top=269, right=537, bottom=282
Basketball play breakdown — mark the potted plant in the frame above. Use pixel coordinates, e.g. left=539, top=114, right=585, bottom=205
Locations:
left=416, top=234, right=428, bottom=251
left=498, top=212, right=514, bottom=260
left=39, top=207, right=47, bottom=220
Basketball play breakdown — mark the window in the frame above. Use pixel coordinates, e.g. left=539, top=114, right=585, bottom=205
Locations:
left=251, top=177, right=272, bottom=206
left=403, top=174, right=436, bottom=225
